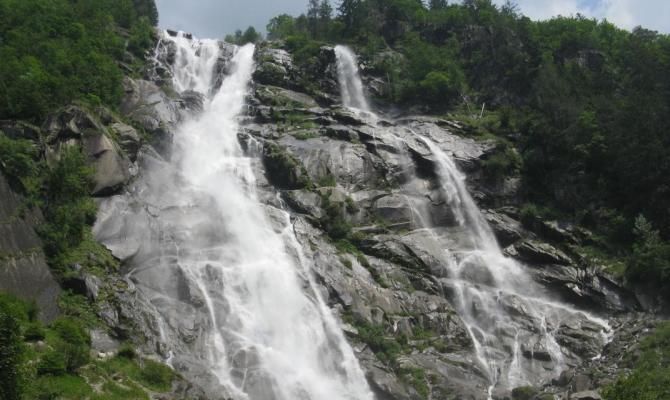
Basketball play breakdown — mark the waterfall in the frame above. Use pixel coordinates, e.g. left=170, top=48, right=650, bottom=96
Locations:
left=97, top=33, right=373, bottom=400
left=333, top=45, right=610, bottom=396
left=335, top=45, right=371, bottom=113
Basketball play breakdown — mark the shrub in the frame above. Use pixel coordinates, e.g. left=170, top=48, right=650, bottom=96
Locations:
left=0, top=134, right=40, bottom=194
left=117, top=343, right=137, bottom=360
left=520, top=203, right=541, bottom=228
left=51, top=318, right=90, bottom=372
left=603, top=322, right=670, bottom=400
left=482, top=142, right=522, bottom=182
left=138, top=360, right=174, bottom=391
left=24, top=322, right=46, bottom=342
left=37, top=351, right=67, bottom=376
left=0, top=298, right=25, bottom=400
left=263, top=143, right=312, bottom=190
left=626, top=215, right=670, bottom=297
left=39, top=147, right=96, bottom=261
left=317, top=174, right=337, bottom=187
left=128, top=17, right=155, bottom=57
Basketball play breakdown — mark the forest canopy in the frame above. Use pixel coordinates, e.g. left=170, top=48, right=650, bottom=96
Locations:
left=0, top=0, right=158, bottom=122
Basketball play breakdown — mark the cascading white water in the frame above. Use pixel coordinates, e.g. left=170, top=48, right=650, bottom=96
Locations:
left=335, top=45, right=371, bottom=113
left=333, top=45, right=610, bottom=396
left=98, top=33, right=374, bottom=400
left=169, top=33, right=374, bottom=400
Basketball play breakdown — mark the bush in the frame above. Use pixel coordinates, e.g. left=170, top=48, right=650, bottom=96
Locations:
left=51, top=318, right=90, bottom=372
left=24, top=322, right=46, bottom=342
left=138, top=360, right=174, bottom=390
left=482, top=142, right=522, bottom=182
left=128, top=17, right=155, bottom=57
left=0, top=134, right=39, bottom=193
left=263, top=143, right=312, bottom=190
left=520, top=203, right=541, bottom=228
left=626, top=215, right=670, bottom=296
left=117, top=343, right=137, bottom=360
left=0, top=298, right=25, bottom=400
left=319, top=191, right=352, bottom=240
left=603, top=322, right=670, bottom=400
left=39, top=147, right=96, bottom=261
left=37, top=351, right=67, bottom=376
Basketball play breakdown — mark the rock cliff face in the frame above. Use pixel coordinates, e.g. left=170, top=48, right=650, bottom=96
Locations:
left=0, top=173, right=60, bottom=323
left=0, top=32, right=656, bottom=400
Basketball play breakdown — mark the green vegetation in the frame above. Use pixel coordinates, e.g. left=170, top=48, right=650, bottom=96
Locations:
left=39, top=147, right=97, bottom=267
left=268, top=0, right=670, bottom=298
left=0, top=294, right=175, bottom=400
left=317, top=174, right=337, bottom=188
left=603, top=322, right=670, bottom=400
left=511, top=386, right=539, bottom=400
left=400, top=367, right=430, bottom=399
left=263, top=143, right=313, bottom=189
left=626, top=216, right=670, bottom=293
left=0, top=295, right=26, bottom=400
left=0, top=134, right=39, bottom=195
left=319, top=190, right=352, bottom=240
left=0, top=0, right=158, bottom=122
left=225, top=26, right=262, bottom=45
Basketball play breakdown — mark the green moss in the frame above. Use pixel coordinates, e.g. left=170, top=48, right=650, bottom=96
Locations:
left=292, top=131, right=318, bottom=140
left=511, top=386, right=538, bottom=400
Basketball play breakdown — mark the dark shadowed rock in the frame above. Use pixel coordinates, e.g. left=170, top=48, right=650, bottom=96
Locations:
left=0, top=175, right=60, bottom=323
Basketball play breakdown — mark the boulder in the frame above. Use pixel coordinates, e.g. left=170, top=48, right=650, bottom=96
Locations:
left=484, top=209, right=523, bottom=247
left=83, top=133, right=131, bottom=196
left=42, top=104, right=104, bottom=144
left=110, top=122, right=141, bottom=161
left=514, top=240, right=572, bottom=265
left=570, top=391, right=601, bottom=400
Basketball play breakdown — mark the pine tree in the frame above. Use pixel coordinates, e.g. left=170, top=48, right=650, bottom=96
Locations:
left=338, top=0, right=363, bottom=32
left=319, top=0, right=333, bottom=21
left=307, top=0, right=320, bottom=36
left=429, top=0, right=448, bottom=10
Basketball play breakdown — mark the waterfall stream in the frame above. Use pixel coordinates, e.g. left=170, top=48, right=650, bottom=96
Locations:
left=95, top=33, right=373, bottom=400
left=333, top=45, right=610, bottom=396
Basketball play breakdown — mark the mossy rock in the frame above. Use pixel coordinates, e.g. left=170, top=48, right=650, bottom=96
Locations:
left=262, top=142, right=312, bottom=190
left=511, top=386, right=539, bottom=400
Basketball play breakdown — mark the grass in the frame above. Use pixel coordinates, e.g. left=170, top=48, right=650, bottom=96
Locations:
left=55, top=230, right=120, bottom=278
left=317, top=174, right=337, bottom=187
left=400, top=367, right=430, bottom=399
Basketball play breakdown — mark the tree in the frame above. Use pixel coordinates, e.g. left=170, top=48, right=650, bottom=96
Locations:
left=338, top=0, right=364, bottom=32
left=307, top=0, right=320, bottom=36
left=241, top=26, right=261, bottom=44
left=319, top=0, right=333, bottom=21
left=132, top=0, right=159, bottom=26
left=266, top=14, right=296, bottom=40
left=429, top=0, right=448, bottom=9
left=0, top=300, right=24, bottom=400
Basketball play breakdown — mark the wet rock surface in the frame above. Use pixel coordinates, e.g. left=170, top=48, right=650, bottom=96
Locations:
left=83, top=36, right=660, bottom=400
